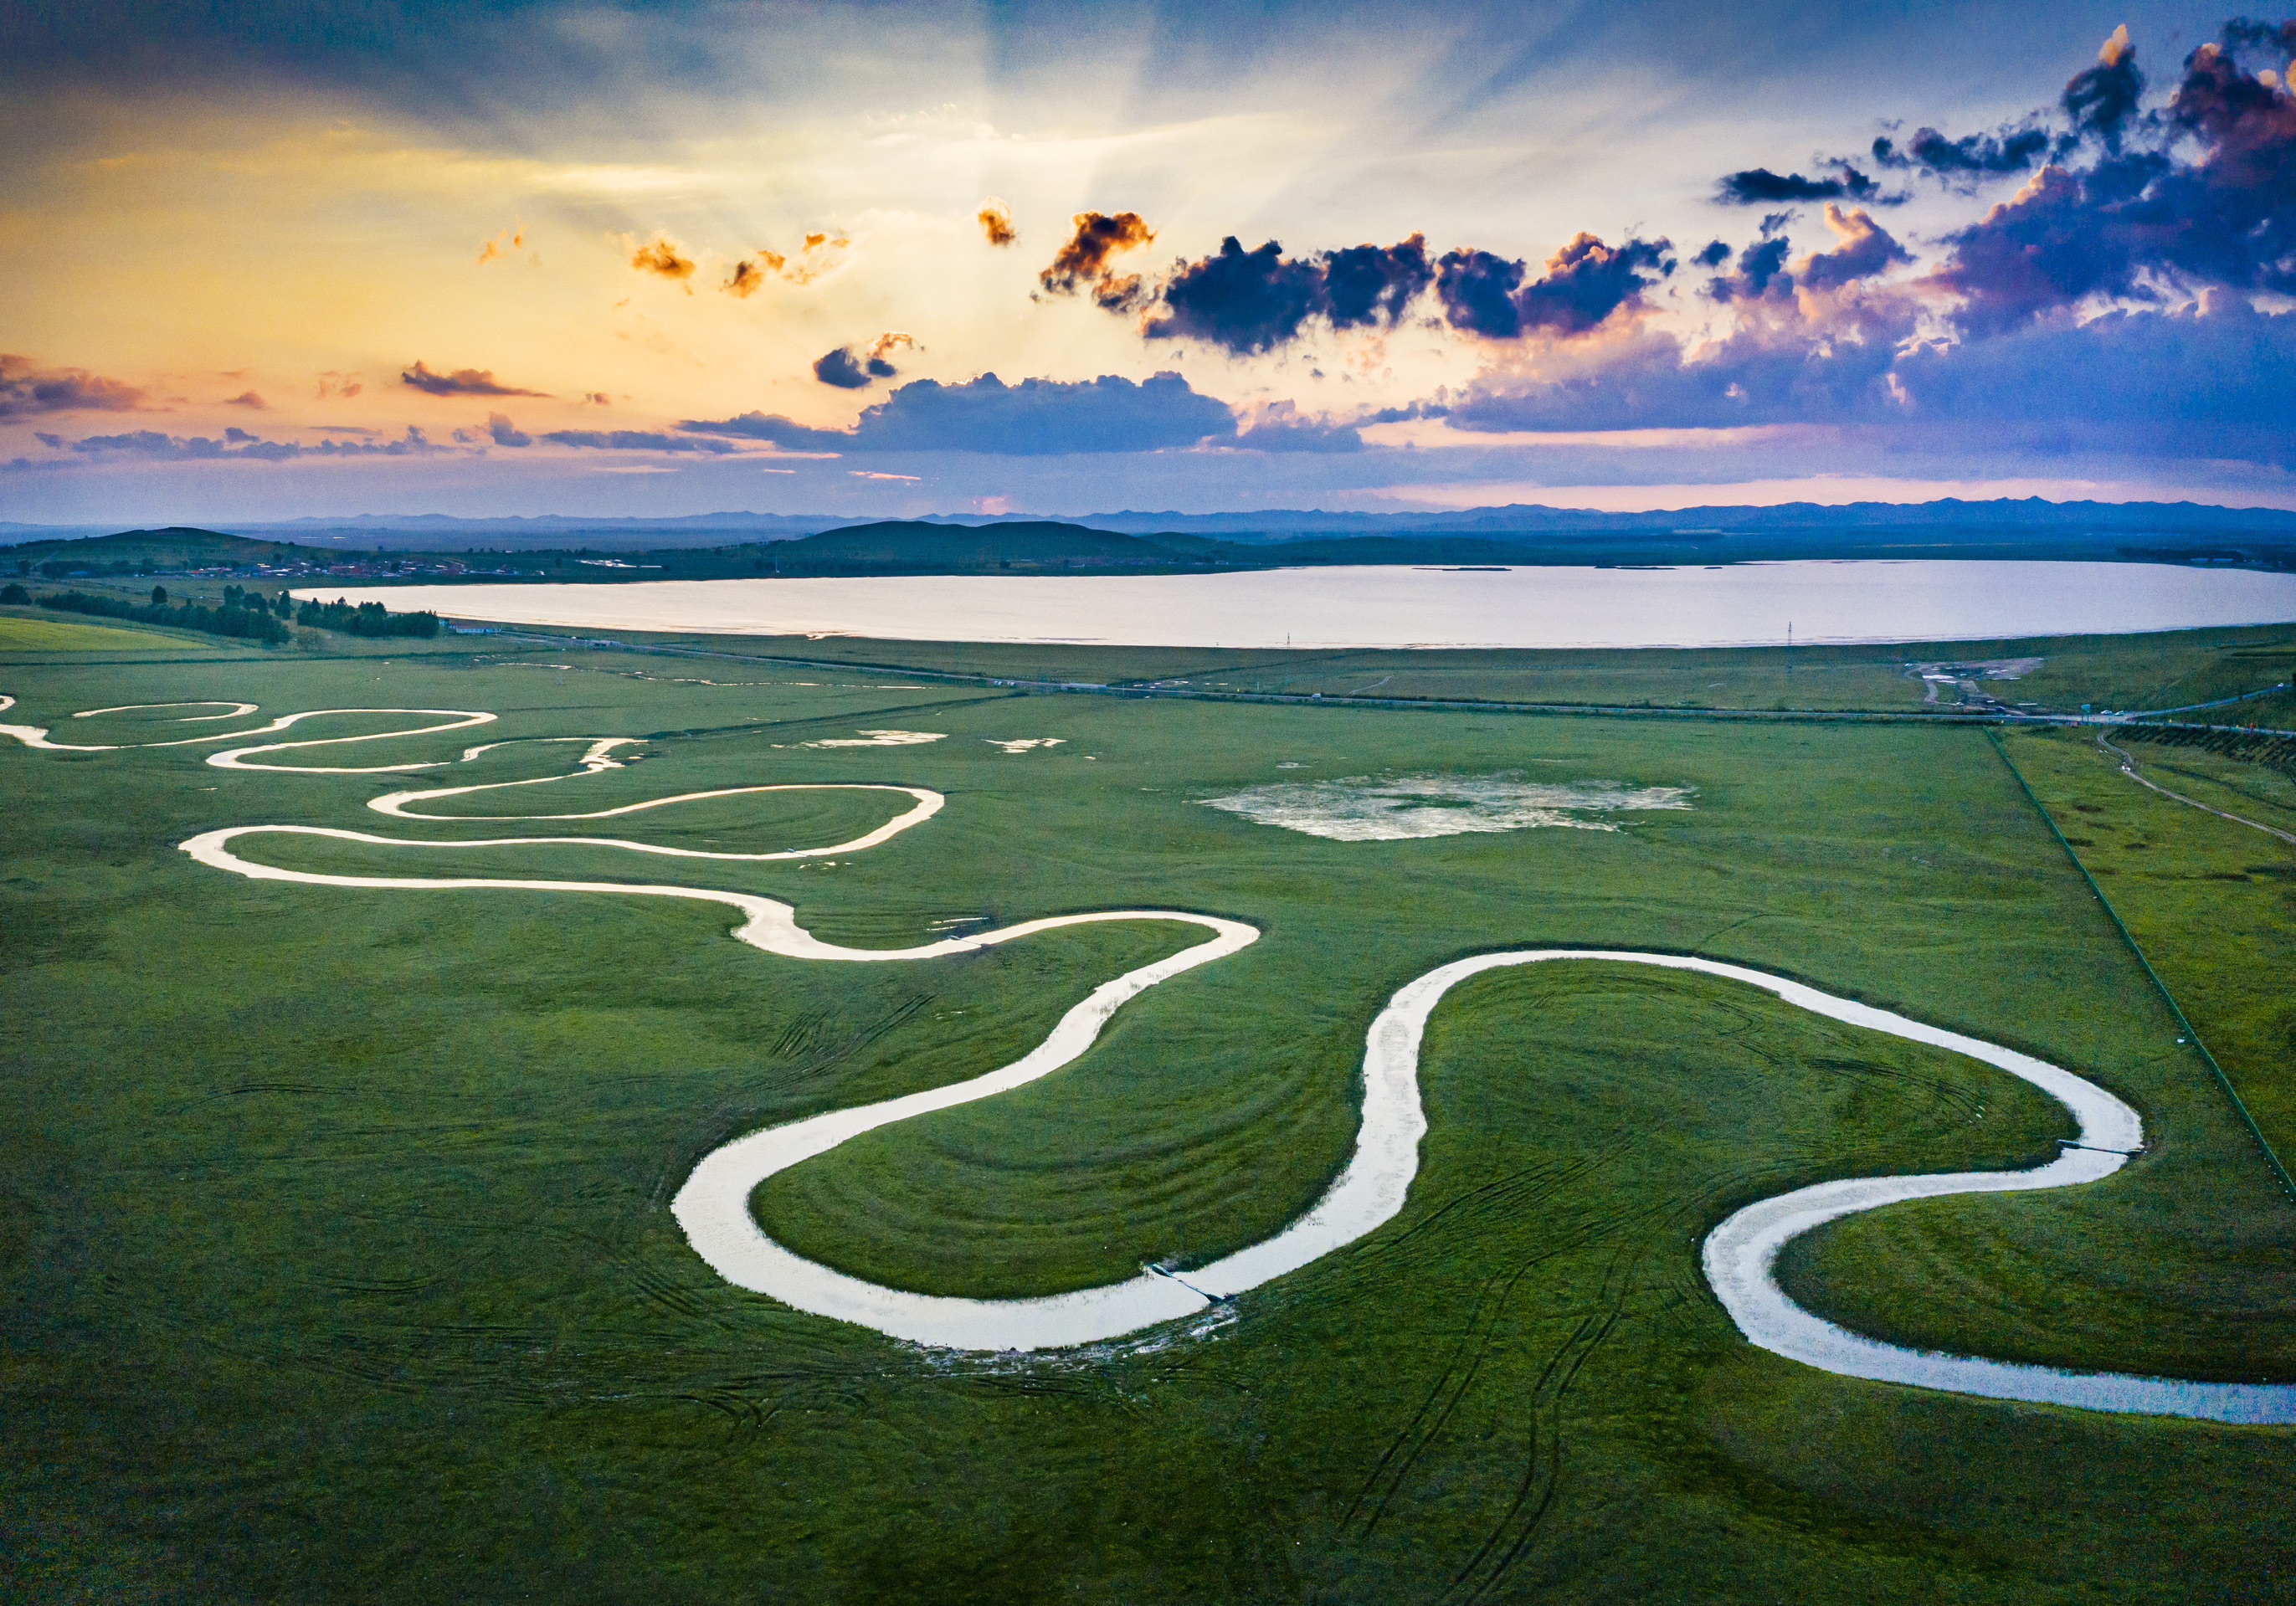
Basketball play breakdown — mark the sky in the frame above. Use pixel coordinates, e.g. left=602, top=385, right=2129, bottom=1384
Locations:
left=3, top=1, right=2293, bottom=524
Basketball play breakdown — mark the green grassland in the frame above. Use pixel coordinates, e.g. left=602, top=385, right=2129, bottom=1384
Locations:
left=2, top=634, right=2293, bottom=1603
left=0, top=610, right=218, bottom=654
left=447, top=618, right=2296, bottom=718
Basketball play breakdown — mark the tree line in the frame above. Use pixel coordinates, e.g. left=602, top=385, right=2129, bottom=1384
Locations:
left=2, top=582, right=441, bottom=643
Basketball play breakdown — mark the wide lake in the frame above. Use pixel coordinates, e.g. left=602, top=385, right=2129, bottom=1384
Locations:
left=308, top=560, right=2296, bottom=650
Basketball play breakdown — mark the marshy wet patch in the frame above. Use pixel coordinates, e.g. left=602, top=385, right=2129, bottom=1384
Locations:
left=1195, top=773, right=1694, bottom=841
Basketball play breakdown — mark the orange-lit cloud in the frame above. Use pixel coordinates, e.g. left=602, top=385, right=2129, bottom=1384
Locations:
left=316, top=372, right=363, bottom=401
left=223, top=390, right=267, bottom=408
left=477, top=226, right=526, bottom=265
left=723, top=232, right=850, bottom=293
left=629, top=236, right=696, bottom=286
left=978, top=198, right=1016, bottom=247
left=1040, top=211, right=1153, bottom=295
left=401, top=360, right=548, bottom=398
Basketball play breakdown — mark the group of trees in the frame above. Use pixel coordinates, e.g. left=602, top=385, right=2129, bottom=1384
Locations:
left=293, top=597, right=443, bottom=638
left=33, top=586, right=291, bottom=643
left=4, top=581, right=442, bottom=643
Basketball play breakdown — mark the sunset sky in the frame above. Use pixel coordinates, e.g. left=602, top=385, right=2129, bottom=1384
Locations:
left=3, top=2, right=2293, bottom=523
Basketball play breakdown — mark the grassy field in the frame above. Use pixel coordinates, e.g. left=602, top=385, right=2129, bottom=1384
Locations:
left=422, top=617, right=2296, bottom=719
left=3, top=632, right=2292, bottom=1603
left=0, top=612, right=217, bottom=653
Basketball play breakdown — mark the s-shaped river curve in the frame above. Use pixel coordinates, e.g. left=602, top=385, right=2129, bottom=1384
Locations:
left=9, top=695, right=2293, bottom=1419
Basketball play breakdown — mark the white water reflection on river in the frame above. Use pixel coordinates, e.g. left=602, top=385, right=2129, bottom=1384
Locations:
left=306, top=561, right=2296, bottom=649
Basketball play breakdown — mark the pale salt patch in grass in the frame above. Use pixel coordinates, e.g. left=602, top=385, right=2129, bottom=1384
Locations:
left=1199, top=773, right=1693, bottom=841
left=985, top=737, right=1066, bottom=754
left=800, top=729, right=948, bottom=748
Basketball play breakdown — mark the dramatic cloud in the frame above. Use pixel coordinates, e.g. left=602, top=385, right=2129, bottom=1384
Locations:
left=400, top=361, right=547, bottom=398
left=1039, top=211, right=1155, bottom=298
left=1702, top=209, right=1907, bottom=305
left=1793, top=205, right=1912, bottom=293
left=485, top=412, right=531, bottom=447
left=629, top=236, right=696, bottom=284
left=1142, top=233, right=1435, bottom=353
left=1323, top=235, right=1436, bottom=328
left=1872, top=125, right=2052, bottom=182
left=683, top=371, right=1236, bottom=455
left=1716, top=165, right=1887, bottom=205
left=978, top=198, right=1016, bottom=247
left=1146, top=238, right=1327, bottom=353
left=1132, top=228, right=1654, bottom=352
left=0, top=355, right=147, bottom=418
left=1933, top=23, right=2296, bottom=331
left=1437, top=233, right=1672, bottom=338
left=1705, top=234, right=1791, bottom=302
left=2062, top=23, right=2147, bottom=151
left=813, top=348, right=878, bottom=388
left=1693, top=239, right=1733, bottom=269
left=813, top=333, right=913, bottom=388
left=723, top=259, right=766, bottom=298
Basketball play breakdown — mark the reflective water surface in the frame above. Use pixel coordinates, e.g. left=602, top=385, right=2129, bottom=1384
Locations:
left=310, top=560, right=2296, bottom=649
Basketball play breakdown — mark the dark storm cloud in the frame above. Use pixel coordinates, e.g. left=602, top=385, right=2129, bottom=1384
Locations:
left=681, top=372, right=1237, bottom=455
left=978, top=198, right=1017, bottom=248
left=1145, top=239, right=1326, bottom=353
left=1693, top=239, right=1733, bottom=269
left=1872, top=125, right=2052, bottom=179
left=2062, top=23, right=2147, bottom=151
left=1704, top=235, right=1790, bottom=302
left=0, top=356, right=147, bottom=418
left=1132, top=229, right=1662, bottom=352
left=400, top=361, right=547, bottom=398
left=1139, top=235, right=1432, bottom=354
left=1322, top=235, right=1435, bottom=328
left=1436, top=234, right=1672, bottom=339
left=1715, top=165, right=1887, bottom=205
left=813, top=334, right=911, bottom=388
left=1515, top=234, right=1675, bottom=333
left=814, top=347, right=878, bottom=388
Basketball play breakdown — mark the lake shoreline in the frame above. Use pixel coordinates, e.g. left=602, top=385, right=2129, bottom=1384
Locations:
left=296, top=560, right=2296, bottom=652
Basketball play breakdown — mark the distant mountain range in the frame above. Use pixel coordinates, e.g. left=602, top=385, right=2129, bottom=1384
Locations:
left=8, top=497, right=2296, bottom=552
left=4, top=499, right=2295, bottom=575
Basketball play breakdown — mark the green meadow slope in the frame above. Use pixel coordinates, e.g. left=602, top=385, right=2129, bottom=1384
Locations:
left=0, top=633, right=2290, bottom=1603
